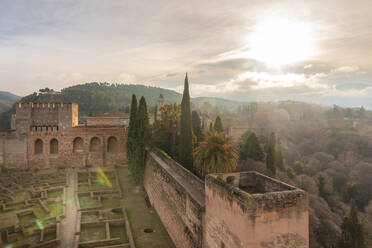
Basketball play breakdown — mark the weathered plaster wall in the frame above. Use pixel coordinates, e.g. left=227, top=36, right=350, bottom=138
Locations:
left=2, top=131, right=28, bottom=169
left=143, top=150, right=205, bottom=248
left=204, top=173, right=309, bottom=248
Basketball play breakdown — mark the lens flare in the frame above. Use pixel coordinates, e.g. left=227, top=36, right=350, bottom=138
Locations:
left=97, top=167, right=112, bottom=188
left=36, top=219, right=44, bottom=230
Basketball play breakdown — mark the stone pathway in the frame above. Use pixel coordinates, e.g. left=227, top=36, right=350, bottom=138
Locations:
left=60, top=170, right=78, bottom=248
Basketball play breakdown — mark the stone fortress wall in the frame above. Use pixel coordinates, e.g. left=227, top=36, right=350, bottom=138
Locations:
left=144, top=150, right=205, bottom=248
left=144, top=149, right=309, bottom=248
left=0, top=102, right=127, bottom=169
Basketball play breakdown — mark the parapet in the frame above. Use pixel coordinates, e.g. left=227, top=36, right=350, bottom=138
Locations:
left=16, top=102, right=78, bottom=112
left=204, top=171, right=309, bottom=248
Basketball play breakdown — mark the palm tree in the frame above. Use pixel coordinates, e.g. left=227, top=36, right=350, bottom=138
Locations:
left=193, top=130, right=238, bottom=177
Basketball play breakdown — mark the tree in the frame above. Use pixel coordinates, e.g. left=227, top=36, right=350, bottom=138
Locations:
left=160, top=103, right=180, bottom=158
left=317, top=174, right=328, bottom=199
left=178, top=73, right=193, bottom=171
left=338, top=200, right=366, bottom=248
left=129, top=96, right=150, bottom=182
left=214, top=116, right=224, bottom=132
left=194, top=130, right=238, bottom=177
left=266, top=132, right=277, bottom=175
left=208, top=122, right=213, bottom=131
left=275, top=139, right=284, bottom=170
left=127, top=94, right=137, bottom=162
left=240, top=132, right=264, bottom=162
left=192, top=111, right=204, bottom=144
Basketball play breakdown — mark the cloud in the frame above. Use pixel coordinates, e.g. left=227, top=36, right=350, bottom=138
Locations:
left=1, top=0, right=372, bottom=109
left=166, top=73, right=177, bottom=77
left=334, top=66, right=359, bottom=73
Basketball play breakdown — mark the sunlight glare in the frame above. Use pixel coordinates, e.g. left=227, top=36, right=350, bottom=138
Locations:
left=248, top=17, right=315, bottom=67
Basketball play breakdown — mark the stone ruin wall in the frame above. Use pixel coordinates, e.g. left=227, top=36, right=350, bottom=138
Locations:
left=26, top=126, right=127, bottom=169
left=143, top=150, right=205, bottom=248
left=1, top=102, right=127, bottom=169
left=1, top=126, right=127, bottom=170
left=85, top=117, right=129, bottom=127
left=204, top=173, right=309, bottom=248
left=143, top=151, right=309, bottom=248
left=1, top=131, right=28, bottom=169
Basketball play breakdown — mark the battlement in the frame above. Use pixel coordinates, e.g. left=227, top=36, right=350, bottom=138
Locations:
left=204, top=171, right=309, bottom=248
left=16, top=102, right=77, bottom=112
left=14, top=102, right=79, bottom=134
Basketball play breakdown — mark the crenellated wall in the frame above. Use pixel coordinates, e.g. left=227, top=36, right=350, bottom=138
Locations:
left=15, top=102, right=78, bottom=135
left=143, top=150, right=205, bottom=248
left=204, top=172, right=309, bottom=248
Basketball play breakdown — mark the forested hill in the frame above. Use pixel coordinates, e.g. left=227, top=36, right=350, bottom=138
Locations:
left=21, top=83, right=183, bottom=114
left=0, top=91, right=21, bottom=113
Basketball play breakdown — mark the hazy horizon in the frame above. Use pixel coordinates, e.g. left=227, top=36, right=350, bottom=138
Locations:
left=1, top=0, right=372, bottom=108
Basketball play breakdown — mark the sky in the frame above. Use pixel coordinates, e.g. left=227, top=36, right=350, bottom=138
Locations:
left=1, top=0, right=372, bottom=108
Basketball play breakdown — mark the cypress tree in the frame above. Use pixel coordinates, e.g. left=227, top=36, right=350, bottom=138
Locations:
left=209, top=122, right=214, bottom=131
left=241, top=133, right=265, bottom=162
left=129, top=96, right=150, bottom=182
left=317, top=174, right=328, bottom=199
left=248, top=133, right=265, bottom=161
left=266, top=132, right=277, bottom=175
left=192, top=110, right=204, bottom=144
left=127, top=94, right=137, bottom=162
left=214, top=116, right=224, bottom=132
left=275, top=139, right=284, bottom=170
left=338, top=200, right=366, bottom=248
left=178, top=73, right=193, bottom=171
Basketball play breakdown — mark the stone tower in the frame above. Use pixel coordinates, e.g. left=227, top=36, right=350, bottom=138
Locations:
left=156, top=94, right=164, bottom=121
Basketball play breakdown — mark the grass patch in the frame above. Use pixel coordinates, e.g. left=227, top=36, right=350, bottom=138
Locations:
left=44, top=232, right=56, bottom=241
left=80, top=225, right=106, bottom=241
left=78, top=183, right=89, bottom=191
left=18, top=212, right=36, bottom=223
left=102, top=198, right=121, bottom=208
left=81, top=211, right=100, bottom=223
left=79, top=195, right=100, bottom=209
left=103, top=209, right=124, bottom=220
left=110, top=224, right=128, bottom=243
left=48, top=202, right=63, bottom=216
left=47, top=189, right=63, bottom=198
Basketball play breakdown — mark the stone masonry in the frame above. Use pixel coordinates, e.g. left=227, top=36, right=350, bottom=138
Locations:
left=0, top=102, right=127, bottom=169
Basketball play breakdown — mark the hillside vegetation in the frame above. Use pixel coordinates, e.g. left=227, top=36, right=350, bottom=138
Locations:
left=0, top=82, right=237, bottom=129
left=214, top=101, right=372, bottom=248
left=0, top=91, right=20, bottom=113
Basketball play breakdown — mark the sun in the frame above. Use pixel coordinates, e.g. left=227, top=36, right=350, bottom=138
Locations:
left=248, top=17, right=316, bottom=67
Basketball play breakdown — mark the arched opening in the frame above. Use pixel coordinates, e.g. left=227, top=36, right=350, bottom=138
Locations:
left=73, top=137, right=84, bottom=153
left=35, top=139, right=43, bottom=155
left=89, top=137, right=101, bottom=152
left=50, top=139, right=58, bottom=154
left=107, top=136, right=119, bottom=153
